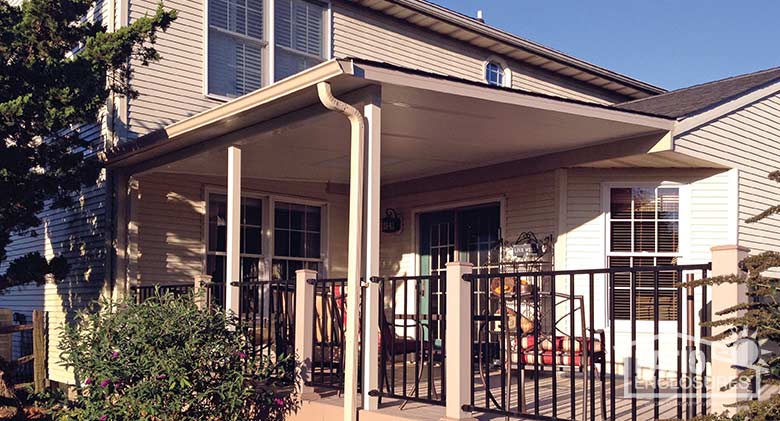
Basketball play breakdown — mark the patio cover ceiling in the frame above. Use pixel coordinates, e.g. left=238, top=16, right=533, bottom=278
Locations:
left=107, top=58, right=685, bottom=185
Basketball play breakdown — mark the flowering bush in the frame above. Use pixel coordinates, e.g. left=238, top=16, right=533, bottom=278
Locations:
left=57, top=291, right=298, bottom=421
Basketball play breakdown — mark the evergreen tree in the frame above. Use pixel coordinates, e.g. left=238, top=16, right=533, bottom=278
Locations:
left=0, top=0, right=176, bottom=289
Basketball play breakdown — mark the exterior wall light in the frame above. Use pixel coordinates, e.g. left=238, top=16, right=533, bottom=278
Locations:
left=381, top=209, right=402, bottom=233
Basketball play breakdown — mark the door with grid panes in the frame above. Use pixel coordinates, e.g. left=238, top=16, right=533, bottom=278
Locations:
left=418, top=203, right=500, bottom=342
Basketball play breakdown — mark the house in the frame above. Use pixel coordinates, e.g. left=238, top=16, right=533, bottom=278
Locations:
left=1, top=0, right=779, bottom=419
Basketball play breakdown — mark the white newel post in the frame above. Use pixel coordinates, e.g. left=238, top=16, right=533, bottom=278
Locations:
left=362, top=96, right=381, bottom=410
left=443, top=262, right=477, bottom=421
left=225, top=146, right=242, bottom=315
left=709, top=244, right=750, bottom=413
left=295, top=269, right=320, bottom=400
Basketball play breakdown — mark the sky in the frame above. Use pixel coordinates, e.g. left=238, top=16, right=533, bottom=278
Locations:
left=432, top=0, right=780, bottom=91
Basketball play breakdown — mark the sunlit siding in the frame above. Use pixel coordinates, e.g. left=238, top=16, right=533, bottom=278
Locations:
left=675, top=92, right=780, bottom=258
left=126, top=0, right=222, bottom=138
left=331, top=1, right=628, bottom=105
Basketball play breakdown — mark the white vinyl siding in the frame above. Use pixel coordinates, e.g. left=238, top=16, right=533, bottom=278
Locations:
left=675, top=92, right=780, bottom=266
left=207, top=0, right=265, bottom=97
left=274, top=0, right=326, bottom=81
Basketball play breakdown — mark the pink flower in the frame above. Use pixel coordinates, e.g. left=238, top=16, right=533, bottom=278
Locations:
left=156, top=374, right=167, bottom=380
left=100, top=379, right=110, bottom=388
left=274, top=398, right=284, bottom=406
left=84, top=378, right=93, bottom=385
left=111, top=351, right=120, bottom=359
left=236, top=351, right=247, bottom=359
left=99, top=416, right=107, bottom=421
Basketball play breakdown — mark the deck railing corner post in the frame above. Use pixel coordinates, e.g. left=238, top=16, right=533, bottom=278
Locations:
left=709, top=244, right=751, bottom=414
left=295, top=269, right=320, bottom=400
left=441, top=261, right=477, bottom=421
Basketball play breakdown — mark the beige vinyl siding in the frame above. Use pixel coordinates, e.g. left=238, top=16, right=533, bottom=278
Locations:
left=126, top=0, right=222, bottom=138
left=563, top=167, right=731, bottom=377
left=675, top=92, right=780, bottom=258
left=331, top=1, right=628, bottom=105
left=133, top=173, right=349, bottom=283
left=379, top=171, right=557, bottom=277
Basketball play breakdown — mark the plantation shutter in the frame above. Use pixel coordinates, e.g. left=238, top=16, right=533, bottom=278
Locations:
left=274, top=0, right=325, bottom=81
left=207, top=0, right=264, bottom=97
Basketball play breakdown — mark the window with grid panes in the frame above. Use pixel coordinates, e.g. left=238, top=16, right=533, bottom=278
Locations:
left=206, top=194, right=264, bottom=283
left=207, top=0, right=327, bottom=97
left=608, top=187, right=680, bottom=321
left=272, top=202, right=322, bottom=280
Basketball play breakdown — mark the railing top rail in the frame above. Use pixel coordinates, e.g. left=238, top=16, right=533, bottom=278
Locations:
left=464, top=262, right=712, bottom=280
left=130, top=282, right=195, bottom=289
left=369, top=273, right=444, bottom=283
left=227, top=279, right=295, bottom=287
left=305, top=277, right=348, bottom=285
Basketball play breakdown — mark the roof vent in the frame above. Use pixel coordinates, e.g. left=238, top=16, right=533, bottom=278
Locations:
left=476, top=9, right=484, bottom=23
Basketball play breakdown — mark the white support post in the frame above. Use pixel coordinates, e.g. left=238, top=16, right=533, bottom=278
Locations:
left=362, top=98, right=381, bottom=410
left=225, top=146, right=242, bottom=315
left=443, top=262, right=477, bottom=421
left=709, top=244, right=750, bottom=413
left=295, top=269, right=320, bottom=400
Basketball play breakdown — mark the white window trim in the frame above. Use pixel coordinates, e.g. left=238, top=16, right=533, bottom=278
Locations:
left=483, top=56, right=512, bottom=88
left=203, top=0, right=333, bottom=100
left=202, top=186, right=329, bottom=280
left=601, top=181, right=690, bottom=333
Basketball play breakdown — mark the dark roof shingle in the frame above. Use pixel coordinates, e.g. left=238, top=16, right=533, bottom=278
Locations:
left=615, top=67, right=780, bottom=118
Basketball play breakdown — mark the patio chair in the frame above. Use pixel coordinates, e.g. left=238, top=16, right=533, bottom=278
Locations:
left=507, top=292, right=607, bottom=419
left=378, top=309, right=439, bottom=409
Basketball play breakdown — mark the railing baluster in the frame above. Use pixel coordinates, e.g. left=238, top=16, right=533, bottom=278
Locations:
left=701, top=268, right=709, bottom=416
left=677, top=270, right=684, bottom=420
left=653, top=269, right=660, bottom=420
left=533, top=274, right=539, bottom=416
left=589, top=272, right=596, bottom=421
left=569, top=273, right=576, bottom=421
left=609, top=272, right=616, bottom=421
left=631, top=270, right=637, bottom=421
left=550, top=274, right=557, bottom=419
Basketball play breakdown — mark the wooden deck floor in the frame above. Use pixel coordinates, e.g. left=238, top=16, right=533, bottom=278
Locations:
left=303, top=363, right=705, bottom=421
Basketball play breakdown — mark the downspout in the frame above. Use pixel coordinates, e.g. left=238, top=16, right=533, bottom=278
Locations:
left=316, top=82, right=364, bottom=421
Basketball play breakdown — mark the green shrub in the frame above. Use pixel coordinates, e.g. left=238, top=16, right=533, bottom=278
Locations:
left=57, top=291, right=299, bottom=421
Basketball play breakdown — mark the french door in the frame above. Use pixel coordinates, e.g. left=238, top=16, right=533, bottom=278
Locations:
left=418, top=203, right=501, bottom=341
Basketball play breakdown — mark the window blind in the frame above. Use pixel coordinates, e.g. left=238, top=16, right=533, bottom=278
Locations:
left=274, top=0, right=324, bottom=81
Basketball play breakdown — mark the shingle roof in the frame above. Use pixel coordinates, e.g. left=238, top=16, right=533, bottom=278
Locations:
left=615, top=67, right=780, bottom=118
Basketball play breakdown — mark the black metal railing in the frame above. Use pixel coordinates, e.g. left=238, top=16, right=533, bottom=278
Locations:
left=372, top=274, right=446, bottom=407
left=308, top=278, right=348, bottom=390
left=201, top=280, right=296, bottom=358
left=463, top=263, right=711, bottom=421
left=130, top=283, right=194, bottom=304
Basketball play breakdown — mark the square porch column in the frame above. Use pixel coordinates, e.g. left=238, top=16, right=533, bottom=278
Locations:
left=443, top=262, right=477, bottom=421
left=362, top=97, right=381, bottom=411
left=709, top=244, right=750, bottom=413
left=225, top=146, right=242, bottom=314
left=295, top=269, right=320, bottom=400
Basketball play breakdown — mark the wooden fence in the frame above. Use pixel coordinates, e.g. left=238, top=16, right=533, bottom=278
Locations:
left=0, top=310, right=47, bottom=392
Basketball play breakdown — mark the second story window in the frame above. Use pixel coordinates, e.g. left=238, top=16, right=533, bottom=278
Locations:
left=207, top=0, right=328, bottom=98
left=208, top=0, right=265, bottom=97
left=485, top=61, right=505, bottom=86
left=274, top=0, right=326, bottom=81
